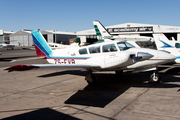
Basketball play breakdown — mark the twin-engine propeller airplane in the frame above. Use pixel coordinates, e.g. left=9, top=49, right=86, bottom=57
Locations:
left=5, top=30, right=175, bottom=84
left=47, top=37, right=80, bottom=50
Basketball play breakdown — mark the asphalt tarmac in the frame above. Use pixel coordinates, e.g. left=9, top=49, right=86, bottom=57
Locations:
left=0, top=47, right=180, bottom=120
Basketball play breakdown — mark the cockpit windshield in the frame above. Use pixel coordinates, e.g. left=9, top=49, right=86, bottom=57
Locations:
left=117, top=42, right=135, bottom=51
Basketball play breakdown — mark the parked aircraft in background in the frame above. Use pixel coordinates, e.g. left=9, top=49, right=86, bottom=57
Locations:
left=22, top=37, right=80, bottom=50
left=0, top=42, right=15, bottom=55
left=153, top=33, right=180, bottom=63
left=0, top=40, right=17, bottom=55
left=93, top=20, right=154, bottom=46
left=5, top=30, right=175, bottom=84
left=0, top=43, right=15, bottom=50
left=48, top=37, right=80, bottom=50
left=154, top=34, right=180, bottom=52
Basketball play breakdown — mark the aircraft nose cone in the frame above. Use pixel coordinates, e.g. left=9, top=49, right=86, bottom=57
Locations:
left=166, top=54, right=176, bottom=61
left=158, top=51, right=176, bottom=63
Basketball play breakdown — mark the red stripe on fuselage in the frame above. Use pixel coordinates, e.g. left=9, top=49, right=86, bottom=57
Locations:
left=34, top=45, right=46, bottom=57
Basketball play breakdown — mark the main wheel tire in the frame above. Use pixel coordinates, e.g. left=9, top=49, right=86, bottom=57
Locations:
left=87, top=74, right=97, bottom=85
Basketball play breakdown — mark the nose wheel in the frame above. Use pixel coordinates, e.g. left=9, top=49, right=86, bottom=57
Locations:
left=149, top=72, right=161, bottom=83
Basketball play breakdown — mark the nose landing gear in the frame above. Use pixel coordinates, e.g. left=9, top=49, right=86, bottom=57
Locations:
left=149, top=71, right=161, bottom=83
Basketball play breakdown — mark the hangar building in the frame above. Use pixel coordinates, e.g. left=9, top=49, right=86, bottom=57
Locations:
left=41, top=30, right=76, bottom=45
left=76, top=23, right=180, bottom=44
left=0, top=30, right=14, bottom=44
left=10, top=30, right=32, bottom=46
left=10, top=30, right=77, bottom=46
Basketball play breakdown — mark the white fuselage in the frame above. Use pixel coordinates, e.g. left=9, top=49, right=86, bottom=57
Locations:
left=45, top=41, right=175, bottom=71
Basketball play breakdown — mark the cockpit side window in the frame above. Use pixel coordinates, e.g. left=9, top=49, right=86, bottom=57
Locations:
left=89, top=46, right=100, bottom=54
left=103, top=44, right=117, bottom=52
left=79, top=48, right=88, bottom=54
left=117, top=42, right=135, bottom=51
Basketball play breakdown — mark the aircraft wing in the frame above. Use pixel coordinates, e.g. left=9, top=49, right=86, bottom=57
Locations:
left=10, top=57, right=46, bottom=62
left=5, top=63, right=101, bottom=72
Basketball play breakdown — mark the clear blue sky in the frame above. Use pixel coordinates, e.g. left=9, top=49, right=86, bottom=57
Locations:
left=1, top=0, right=180, bottom=32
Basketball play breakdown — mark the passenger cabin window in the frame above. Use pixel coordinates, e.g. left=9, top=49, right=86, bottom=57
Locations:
left=89, top=46, right=100, bottom=54
left=117, top=42, right=135, bottom=51
left=79, top=48, right=88, bottom=55
left=103, top=44, right=117, bottom=52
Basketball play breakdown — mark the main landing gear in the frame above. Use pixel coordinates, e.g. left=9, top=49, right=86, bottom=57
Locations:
left=85, top=70, right=97, bottom=85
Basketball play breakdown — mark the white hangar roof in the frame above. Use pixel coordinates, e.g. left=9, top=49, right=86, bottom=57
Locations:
left=10, top=30, right=77, bottom=37
left=10, top=30, right=31, bottom=36
left=41, top=30, right=76, bottom=35
left=76, top=23, right=180, bottom=36
left=0, top=29, right=14, bottom=35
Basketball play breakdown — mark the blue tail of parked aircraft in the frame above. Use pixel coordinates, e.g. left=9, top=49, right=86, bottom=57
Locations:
left=31, top=30, right=52, bottom=58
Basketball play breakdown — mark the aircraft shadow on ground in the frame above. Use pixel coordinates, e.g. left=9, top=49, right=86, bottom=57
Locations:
left=64, top=72, right=151, bottom=108
left=38, top=70, right=87, bottom=77
left=1, top=108, right=80, bottom=120
left=164, top=67, right=180, bottom=75
left=158, top=66, right=180, bottom=83
left=39, top=69, right=180, bottom=108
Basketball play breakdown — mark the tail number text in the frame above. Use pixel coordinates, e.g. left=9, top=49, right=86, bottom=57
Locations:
left=54, top=59, right=75, bottom=64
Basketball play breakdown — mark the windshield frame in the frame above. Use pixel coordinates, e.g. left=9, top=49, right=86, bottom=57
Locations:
left=117, top=41, right=135, bottom=51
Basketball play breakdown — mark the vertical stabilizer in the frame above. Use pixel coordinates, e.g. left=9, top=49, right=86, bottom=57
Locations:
left=31, top=30, right=53, bottom=58
left=153, top=33, right=174, bottom=50
left=93, top=20, right=111, bottom=37
left=73, top=37, right=80, bottom=44
left=93, top=20, right=112, bottom=42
